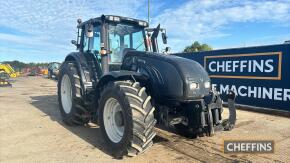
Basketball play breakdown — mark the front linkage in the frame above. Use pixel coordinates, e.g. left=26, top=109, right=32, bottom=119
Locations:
left=158, top=90, right=237, bottom=138
left=204, top=90, right=237, bottom=136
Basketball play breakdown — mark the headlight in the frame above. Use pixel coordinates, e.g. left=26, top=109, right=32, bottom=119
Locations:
left=204, top=81, right=211, bottom=88
left=190, top=82, right=199, bottom=89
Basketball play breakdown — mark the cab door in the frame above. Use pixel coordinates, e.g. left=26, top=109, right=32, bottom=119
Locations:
left=82, top=24, right=102, bottom=81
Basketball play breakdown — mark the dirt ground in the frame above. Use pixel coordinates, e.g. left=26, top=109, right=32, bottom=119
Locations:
left=0, top=76, right=289, bottom=163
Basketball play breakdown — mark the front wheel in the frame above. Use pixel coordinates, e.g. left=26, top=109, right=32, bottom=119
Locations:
left=99, top=80, right=156, bottom=157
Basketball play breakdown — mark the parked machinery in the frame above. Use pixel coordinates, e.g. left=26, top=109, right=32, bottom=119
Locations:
left=0, top=70, right=12, bottom=87
left=0, top=64, right=19, bottom=78
left=48, top=62, right=61, bottom=79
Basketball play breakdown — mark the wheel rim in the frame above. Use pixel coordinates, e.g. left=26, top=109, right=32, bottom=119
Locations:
left=103, top=98, right=125, bottom=143
left=61, top=74, right=72, bottom=114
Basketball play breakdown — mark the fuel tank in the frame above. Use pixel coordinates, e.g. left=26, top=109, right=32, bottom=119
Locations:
left=121, top=50, right=211, bottom=101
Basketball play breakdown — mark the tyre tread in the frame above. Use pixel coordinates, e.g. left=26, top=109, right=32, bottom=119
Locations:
left=100, top=80, right=156, bottom=157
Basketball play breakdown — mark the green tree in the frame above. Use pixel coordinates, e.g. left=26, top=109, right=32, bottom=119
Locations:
left=183, top=41, right=213, bottom=52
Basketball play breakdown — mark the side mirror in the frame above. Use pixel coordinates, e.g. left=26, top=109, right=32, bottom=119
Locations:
left=86, top=24, right=93, bottom=38
left=77, top=18, right=82, bottom=24
left=71, top=40, right=80, bottom=49
left=162, top=32, right=167, bottom=44
left=71, top=40, right=77, bottom=45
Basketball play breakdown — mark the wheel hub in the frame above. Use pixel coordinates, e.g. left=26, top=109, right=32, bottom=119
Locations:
left=114, top=111, right=124, bottom=126
left=103, top=98, right=125, bottom=143
left=61, top=74, right=72, bottom=114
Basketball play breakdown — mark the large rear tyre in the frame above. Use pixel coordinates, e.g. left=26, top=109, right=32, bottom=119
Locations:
left=57, top=62, right=90, bottom=125
left=99, top=81, right=156, bottom=157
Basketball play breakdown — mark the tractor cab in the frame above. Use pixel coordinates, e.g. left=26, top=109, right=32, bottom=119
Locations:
left=72, top=15, right=169, bottom=74
left=72, top=15, right=151, bottom=73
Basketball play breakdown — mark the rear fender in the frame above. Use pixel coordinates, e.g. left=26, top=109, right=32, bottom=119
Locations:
left=64, top=52, right=90, bottom=97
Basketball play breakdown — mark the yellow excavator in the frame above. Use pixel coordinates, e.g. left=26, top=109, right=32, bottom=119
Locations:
left=0, top=64, right=20, bottom=78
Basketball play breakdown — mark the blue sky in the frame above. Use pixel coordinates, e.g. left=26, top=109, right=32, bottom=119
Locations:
left=0, top=0, right=289, bottom=62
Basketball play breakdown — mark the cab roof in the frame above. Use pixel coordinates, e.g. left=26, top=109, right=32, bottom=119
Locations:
left=78, top=15, right=148, bottom=28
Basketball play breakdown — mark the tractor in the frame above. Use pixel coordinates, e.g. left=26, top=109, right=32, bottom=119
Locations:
left=48, top=62, right=61, bottom=79
left=58, top=15, right=236, bottom=157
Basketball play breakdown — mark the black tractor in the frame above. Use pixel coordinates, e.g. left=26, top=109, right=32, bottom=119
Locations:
left=58, top=15, right=235, bottom=157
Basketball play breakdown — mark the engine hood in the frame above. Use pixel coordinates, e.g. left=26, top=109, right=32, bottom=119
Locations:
left=161, top=54, right=211, bottom=99
left=123, top=50, right=211, bottom=100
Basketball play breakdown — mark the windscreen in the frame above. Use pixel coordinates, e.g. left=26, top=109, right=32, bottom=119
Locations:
left=50, top=63, right=60, bottom=69
left=108, top=24, right=145, bottom=63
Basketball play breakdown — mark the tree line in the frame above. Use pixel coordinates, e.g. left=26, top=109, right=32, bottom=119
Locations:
left=1, top=41, right=212, bottom=70
left=1, top=60, right=49, bottom=71
left=183, top=41, right=212, bottom=52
